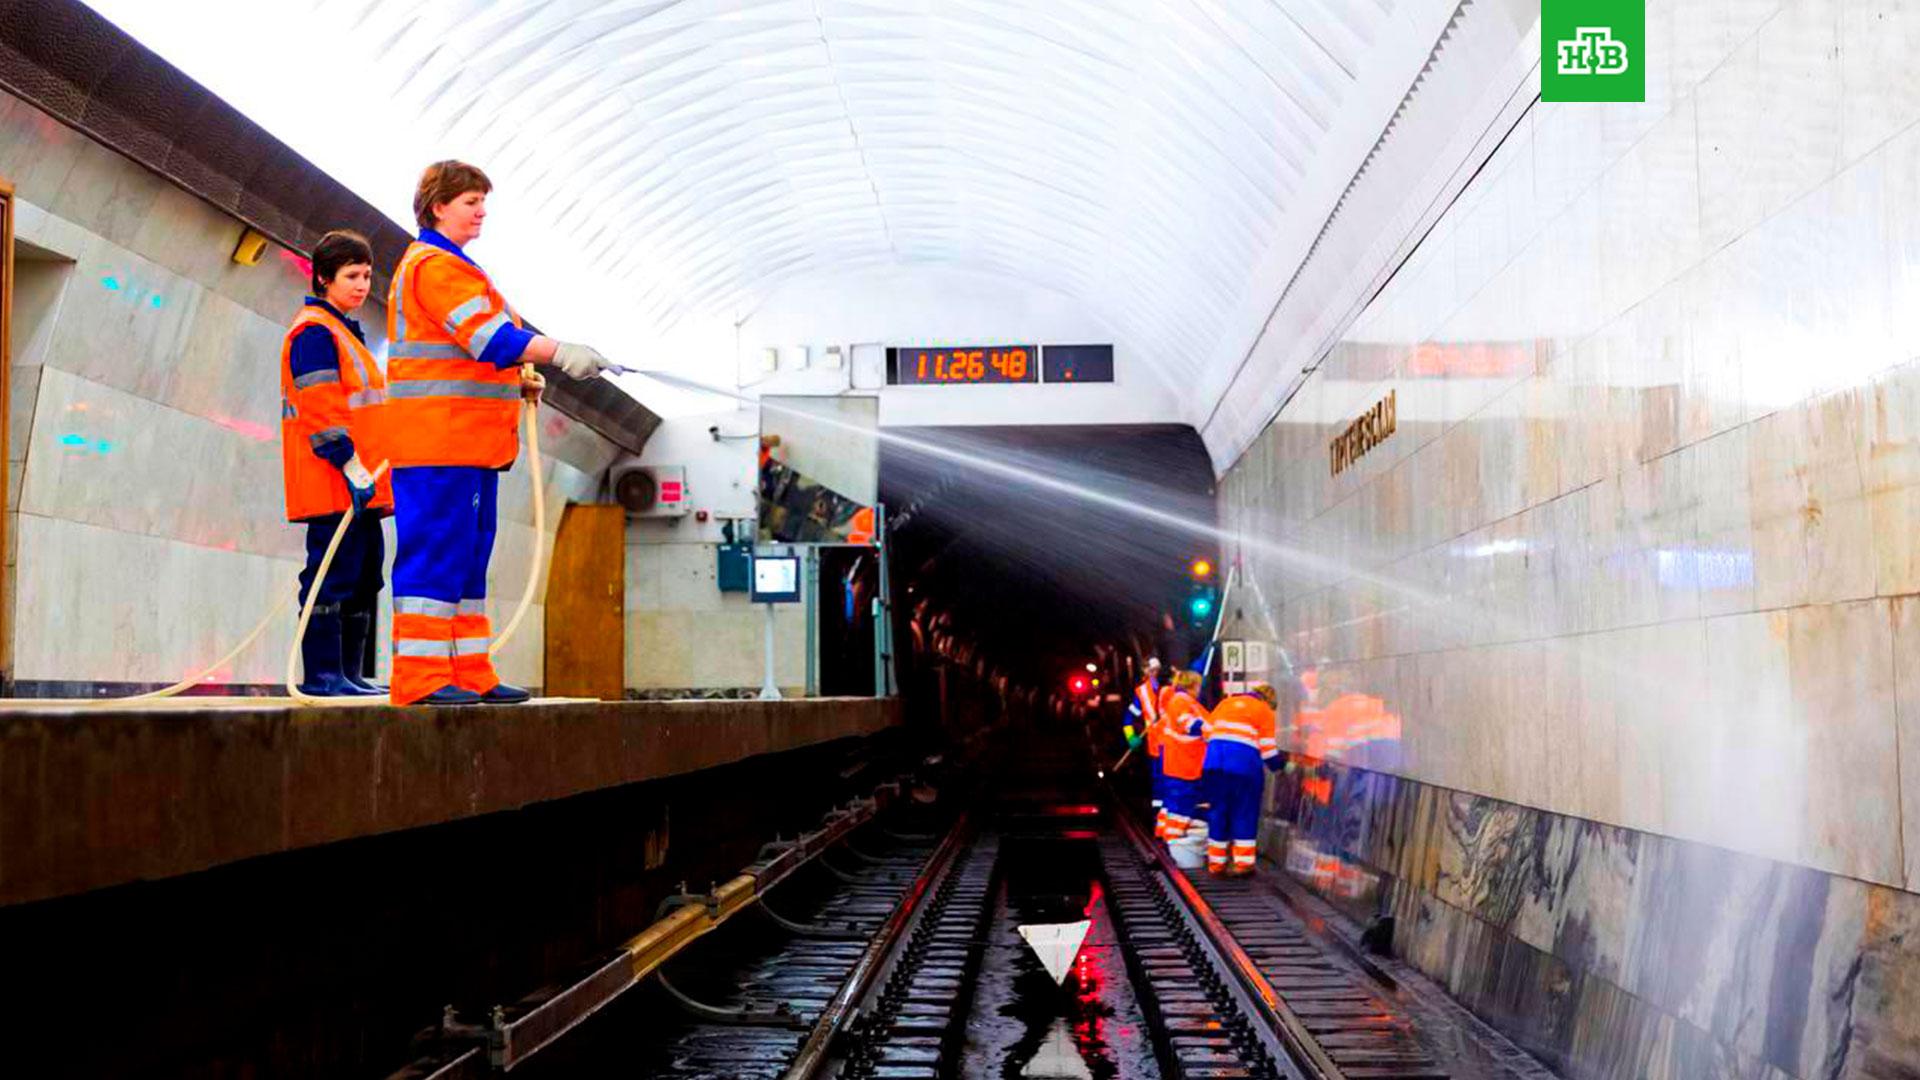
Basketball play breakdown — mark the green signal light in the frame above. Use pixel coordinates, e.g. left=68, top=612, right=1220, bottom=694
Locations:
left=1189, top=595, right=1213, bottom=618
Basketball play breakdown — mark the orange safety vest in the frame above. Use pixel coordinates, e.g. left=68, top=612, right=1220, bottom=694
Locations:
left=1203, top=694, right=1279, bottom=763
left=280, top=304, right=393, bottom=521
left=384, top=239, right=526, bottom=469
left=1160, top=690, right=1210, bottom=781
left=846, top=506, right=876, bottom=545
left=1134, top=678, right=1162, bottom=757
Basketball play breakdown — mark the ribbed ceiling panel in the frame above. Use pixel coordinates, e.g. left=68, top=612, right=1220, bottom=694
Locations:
left=322, top=0, right=1409, bottom=391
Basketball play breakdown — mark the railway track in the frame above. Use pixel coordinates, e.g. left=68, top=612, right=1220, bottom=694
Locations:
left=392, top=773, right=1549, bottom=1079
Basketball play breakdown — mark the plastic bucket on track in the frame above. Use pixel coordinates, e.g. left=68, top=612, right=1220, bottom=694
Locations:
left=1168, top=825, right=1207, bottom=869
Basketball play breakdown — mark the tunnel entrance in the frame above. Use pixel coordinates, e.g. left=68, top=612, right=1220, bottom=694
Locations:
left=880, top=424, right=1217, bottom=727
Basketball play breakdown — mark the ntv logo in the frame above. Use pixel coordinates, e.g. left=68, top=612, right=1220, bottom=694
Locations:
left=1557, top=27, right=1629, bottom=75
left=1541, top=1, right=1642, bottom=101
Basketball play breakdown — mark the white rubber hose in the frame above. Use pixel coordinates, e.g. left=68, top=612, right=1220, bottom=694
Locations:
left=285, top=459, right=393, bottom=704
left=490, top=389, right=544, bottom=658
left=34, top=392, right=552, bottom=710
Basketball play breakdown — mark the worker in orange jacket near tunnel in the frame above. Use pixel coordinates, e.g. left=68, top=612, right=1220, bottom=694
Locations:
left=1158, top=669, right=1210, bottom=841
left=280, top=229, right=393, bottom=697
left=385, top=160, right=619, bottom=705
left=1195, top=682, right=1281, bottom=875
left=1124, top=658, right=1164, bottom=830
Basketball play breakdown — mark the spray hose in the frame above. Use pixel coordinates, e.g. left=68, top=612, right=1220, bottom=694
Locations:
left=65, top=393, right=548, bottom=709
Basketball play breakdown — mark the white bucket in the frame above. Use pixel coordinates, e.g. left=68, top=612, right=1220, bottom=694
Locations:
left=1168, top=826, right=1208, bottom=869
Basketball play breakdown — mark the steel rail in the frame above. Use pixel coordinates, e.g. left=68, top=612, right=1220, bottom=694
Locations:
left=780, top=813, right=972, bottom=1080
left=1113, top=803, right=1349, bottom=1080
left=384, top=787, right=912, bottom=1077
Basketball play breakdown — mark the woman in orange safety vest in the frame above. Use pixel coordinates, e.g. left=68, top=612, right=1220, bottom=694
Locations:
left=1158, top=669, right=1211, bottom=840
left=384, top=161, right=617, bottom=705
left=280, top=229, right=393, bottom=696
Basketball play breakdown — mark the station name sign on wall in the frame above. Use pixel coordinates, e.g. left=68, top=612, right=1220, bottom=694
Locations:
left=1329, top=390, right=1396, bottom=477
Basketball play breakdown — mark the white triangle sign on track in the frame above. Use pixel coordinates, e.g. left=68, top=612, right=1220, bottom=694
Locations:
left=1016, top=919, right=1091, bottom=985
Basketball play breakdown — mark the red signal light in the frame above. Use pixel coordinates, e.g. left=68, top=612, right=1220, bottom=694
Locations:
left=1069, top=674, right=1090, bottom=694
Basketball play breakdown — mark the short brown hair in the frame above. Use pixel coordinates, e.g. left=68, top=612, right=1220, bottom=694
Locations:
left=309, top=229, right=372, bottom=295
left=413, top=160, right=492, bottom=230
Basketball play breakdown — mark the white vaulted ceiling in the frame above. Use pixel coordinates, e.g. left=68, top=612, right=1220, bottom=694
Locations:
left=84, top=0, right=1469, bottom=444
left=324, top=0, right=1459, bottom=402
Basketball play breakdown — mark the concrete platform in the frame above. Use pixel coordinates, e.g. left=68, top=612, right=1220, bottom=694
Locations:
left=0, top=695, right=901, bottom=906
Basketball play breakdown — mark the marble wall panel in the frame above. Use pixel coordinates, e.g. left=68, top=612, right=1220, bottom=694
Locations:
left=1229, top=0, right=1920, bottom=885
left=1269, top=758, right=1920, bottom=1080
left=12, top=514, right=300, bottom=683
left=1695, top=0, right=1845, bottom=254
left=1893, top=595, right=1920, bottom=894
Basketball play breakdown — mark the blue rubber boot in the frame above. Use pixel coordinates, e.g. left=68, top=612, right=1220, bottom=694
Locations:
left=417, top=685, right=484, bottom=706
left=481, top=683, right=531, bottom=704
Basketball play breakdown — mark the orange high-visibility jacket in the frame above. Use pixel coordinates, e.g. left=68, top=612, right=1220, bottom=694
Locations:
left=1160, top=690, right=1210, bottom=781
left=280, top=304, right=393, bottom=521
left=384, top=237, right=529, bottom=468
left=1203, top=693, right=1280, bottom=766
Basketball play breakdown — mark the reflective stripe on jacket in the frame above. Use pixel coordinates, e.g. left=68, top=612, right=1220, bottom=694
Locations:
left=1202, top=693, right=1280, bottom=772
left=383, top=238, right=527, bottom=468
left=280, top=304, right=393, bottom=521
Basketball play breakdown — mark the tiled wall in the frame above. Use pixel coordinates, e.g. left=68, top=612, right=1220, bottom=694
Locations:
left=624, top=540, right=807, bottom=696
left=0, top=91, right=610, bottom=691
left=1219, top=0, right=1920, bottom=894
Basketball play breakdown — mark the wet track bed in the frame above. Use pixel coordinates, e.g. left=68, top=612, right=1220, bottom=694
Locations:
left=395, top=729, right=1558, bottom=1080
left=958, top=836, right=1160, bottom=1080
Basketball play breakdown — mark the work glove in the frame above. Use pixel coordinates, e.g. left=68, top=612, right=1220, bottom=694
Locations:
left=552, top=342, right=615, bottom=380
left=342, top=455, right=376, bottom=512
left=1264, top=755, right=1284, bottom=773
left=520, top=366, right=547, bottom=401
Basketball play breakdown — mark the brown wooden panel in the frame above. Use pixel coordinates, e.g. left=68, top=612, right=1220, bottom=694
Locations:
left=543, top=503, right=625, bottom=700
left=1, top=174, right=13, bottom=680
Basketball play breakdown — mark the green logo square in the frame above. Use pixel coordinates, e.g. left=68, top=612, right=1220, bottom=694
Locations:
left=1542, top=0, right=1645, bottom=102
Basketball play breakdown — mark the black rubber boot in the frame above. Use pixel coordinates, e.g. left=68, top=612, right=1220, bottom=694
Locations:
left=481, top=683, right=531, bottom=704
left=340, top=609, right=388, bottom=694
left=297, top=608, right=377, bottom=697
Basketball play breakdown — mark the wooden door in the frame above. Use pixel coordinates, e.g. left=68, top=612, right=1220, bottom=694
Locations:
left=543, top=503, right=625, bottom=700
left=1, top=175, right=13, bottom=683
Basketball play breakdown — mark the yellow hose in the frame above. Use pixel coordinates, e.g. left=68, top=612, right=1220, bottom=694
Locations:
left=40, top=396, right=549, bottom=710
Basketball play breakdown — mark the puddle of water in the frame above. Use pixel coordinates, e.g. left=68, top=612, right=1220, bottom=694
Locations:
left=962, top=838, right=1160, bottom=1080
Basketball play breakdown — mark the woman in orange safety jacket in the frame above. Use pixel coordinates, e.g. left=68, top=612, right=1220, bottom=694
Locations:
left=1159, top=669, right=1210, bottom=840
left=384, top=161, right=617, bottom=705
left=280, top=229, right=392, bottom=696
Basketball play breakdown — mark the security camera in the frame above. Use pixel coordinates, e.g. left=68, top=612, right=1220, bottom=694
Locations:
left=708, top=424, right=720, bottom=440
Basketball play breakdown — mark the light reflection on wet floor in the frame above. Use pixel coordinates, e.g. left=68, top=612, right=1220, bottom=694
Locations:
left=961, top=838, right=1161, bottom=1080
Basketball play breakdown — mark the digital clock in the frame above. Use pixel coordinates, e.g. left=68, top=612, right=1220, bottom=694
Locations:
left=888, top=345, right=1039, bottom=385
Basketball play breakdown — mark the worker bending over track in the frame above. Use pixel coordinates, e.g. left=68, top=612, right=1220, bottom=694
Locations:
left=1158, top=669, right=1209, bottom=840
left=280, top=230, right=391, bottom=697
left=1125, top=658, right=1163, bottom=827
left=385, top=160, right=618, bottom=705
left=1195, top=681, right=1280, bottom=875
